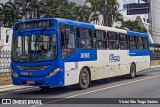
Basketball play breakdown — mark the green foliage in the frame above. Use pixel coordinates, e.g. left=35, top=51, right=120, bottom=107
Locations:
left=120, top=20, right=147, bottom=33
left=0, top=0, right=93, bottom=27
left=85, top=0, right=122, bottom=26
left=0, top=0, right=122, bottom=28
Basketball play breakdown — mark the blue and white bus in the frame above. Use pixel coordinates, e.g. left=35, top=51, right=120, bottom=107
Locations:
left=11, top=18, right=150, bottom=89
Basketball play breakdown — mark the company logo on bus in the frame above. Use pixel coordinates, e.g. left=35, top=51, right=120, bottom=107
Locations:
left=109, top=54, right=120, bottom=62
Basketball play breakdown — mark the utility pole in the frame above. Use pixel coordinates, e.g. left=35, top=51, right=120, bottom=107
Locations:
left=0, top=17, right=1, bottom=40
left=103, top=1, right=108, bottom=26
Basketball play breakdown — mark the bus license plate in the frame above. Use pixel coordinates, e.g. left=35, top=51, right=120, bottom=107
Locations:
left=27, top=80, right=35, bottom=84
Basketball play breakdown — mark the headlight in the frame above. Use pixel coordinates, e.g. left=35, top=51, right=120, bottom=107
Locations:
left=46, top=68, right=60, bottom=78
left=11, top=70, right=19, bottom=78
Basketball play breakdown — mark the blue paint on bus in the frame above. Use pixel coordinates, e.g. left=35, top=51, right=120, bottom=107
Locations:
left=12, top=18, right=96, bottom=87
left=127, top=31, right=149, bottom=37
left=129, top=50, right=150, bottom=56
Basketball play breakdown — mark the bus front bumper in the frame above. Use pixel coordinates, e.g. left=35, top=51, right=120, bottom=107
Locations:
left=11, top=75, right=64, bottom=87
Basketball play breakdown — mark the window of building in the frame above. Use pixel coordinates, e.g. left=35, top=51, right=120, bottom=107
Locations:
left=94, top=30, right=107, bottom=49
left=76, top=27, right=93, bottom=49
left=119, top=33, right=128, bottom=50
left=108, top=32, right=119, bottom=50
left=60, top=25, right=76, bottom=59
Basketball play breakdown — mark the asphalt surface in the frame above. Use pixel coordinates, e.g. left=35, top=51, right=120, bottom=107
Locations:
left=1, top=67, right=160, bottom=107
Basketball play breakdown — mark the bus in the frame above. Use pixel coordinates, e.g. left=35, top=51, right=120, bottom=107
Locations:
left=11, top=18, right=150, bottom=89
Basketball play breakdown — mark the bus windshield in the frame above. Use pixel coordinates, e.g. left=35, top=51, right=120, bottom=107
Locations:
left=12, top=33, right=57, bottom=62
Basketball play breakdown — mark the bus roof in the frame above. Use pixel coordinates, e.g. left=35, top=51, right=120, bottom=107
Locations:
left=94, top=25, right=127, bottom=34
left=54, top=18, right=94, bottom=29
left=14, top=18, right=54, bottom=24
left=14, top=18, right=149, bottom=37
left=127, top=31, right=149, bottom=37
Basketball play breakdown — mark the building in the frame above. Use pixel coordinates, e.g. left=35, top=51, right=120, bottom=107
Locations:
left=147, top=0, right=160, bottom=43
left=117, top=0, right=152, bottom=42
left=0, top=27, right=13, bottom=51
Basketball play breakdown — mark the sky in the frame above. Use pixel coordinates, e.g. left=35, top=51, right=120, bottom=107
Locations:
left=0, top=0, right=6, bottom=3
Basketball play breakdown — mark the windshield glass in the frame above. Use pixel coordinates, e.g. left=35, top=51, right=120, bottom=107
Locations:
left=12, top=33, right=57, bottom=62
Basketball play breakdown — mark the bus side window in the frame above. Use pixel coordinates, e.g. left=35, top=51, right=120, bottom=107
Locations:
left=137, top=36, right=143, bottom=50
left=77, top=27, right=93, bottom=49
left=119, top=33, right=128, bottom=50
left=94, top=30, right=107, bottom=49
left=108, top=32, right=119, bottom=50
left=129, top=35, right=136, bottom=50
left=60, top=25, right=76, bottom=59
left=144, top=37, right=149, bottom=50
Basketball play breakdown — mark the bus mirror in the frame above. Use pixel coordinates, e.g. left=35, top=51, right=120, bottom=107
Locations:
left=6, top=34, right=9, bottom=43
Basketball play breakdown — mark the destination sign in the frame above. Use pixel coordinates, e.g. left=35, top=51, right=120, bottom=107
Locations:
left=15, top=20, right=54, bottom=31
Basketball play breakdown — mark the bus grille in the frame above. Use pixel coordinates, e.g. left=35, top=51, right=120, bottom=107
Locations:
left=17, top=65, right=49, bottom=71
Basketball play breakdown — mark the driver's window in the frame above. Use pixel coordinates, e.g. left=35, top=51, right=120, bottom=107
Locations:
left=60, top=25, right=76, bottom=59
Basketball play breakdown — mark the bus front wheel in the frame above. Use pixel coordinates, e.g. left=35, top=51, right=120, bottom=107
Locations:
left=79, top=68, right=90, bottom=90
left=129, top=63, right=136, bottom=79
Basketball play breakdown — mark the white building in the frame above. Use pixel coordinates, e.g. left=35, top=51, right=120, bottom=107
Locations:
left=118, top=0, right=151, bottom=39
left=0, top=27, right=13, bottom=51
left=148, top=0, right=160, bottom=43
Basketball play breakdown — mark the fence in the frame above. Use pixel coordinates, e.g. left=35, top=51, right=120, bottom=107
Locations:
left=150, top=50, right=160, bottom=60
left=0, top=50, right=11, bottom=72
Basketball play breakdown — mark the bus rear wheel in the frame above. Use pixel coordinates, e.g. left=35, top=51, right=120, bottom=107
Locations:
left=79, top=68, right=90, bottom=90
left=129, top=63, right=136, bottom=79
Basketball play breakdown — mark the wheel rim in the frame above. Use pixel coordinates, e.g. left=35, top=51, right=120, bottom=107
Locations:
left=131, top=65, right=135, bottom=77
left=81, top=72, right=89, bottom=86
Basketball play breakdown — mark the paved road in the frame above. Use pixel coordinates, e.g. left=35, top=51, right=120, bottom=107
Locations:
left=1, top=68, right=160, bottom=107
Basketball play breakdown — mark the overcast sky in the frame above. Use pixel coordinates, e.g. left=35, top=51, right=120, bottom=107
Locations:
left=0, top=0, right=7, bottom=3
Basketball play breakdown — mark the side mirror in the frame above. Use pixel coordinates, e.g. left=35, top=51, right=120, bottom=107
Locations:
left=6, top=34, right=9, bottom=43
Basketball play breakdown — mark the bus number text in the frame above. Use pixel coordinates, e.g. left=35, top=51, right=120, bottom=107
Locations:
left=80, top=53, right=90, bottom=59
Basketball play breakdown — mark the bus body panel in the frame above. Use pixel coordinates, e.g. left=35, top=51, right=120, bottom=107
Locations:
left=11, top=18, right=151, bottom=88
left=64, top=50, right=150, bottom=86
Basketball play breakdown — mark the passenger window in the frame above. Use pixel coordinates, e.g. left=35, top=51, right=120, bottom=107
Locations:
left=60, top=25, right=76, bottom=59
left=77, top=27, right=93, bottom=49
left=137, top=37, right=144, bottom=50
left=144, top=37, right=149, bottom=50
left=94, top=30, right=107, bottom=49
left=129, top=35, right=136, bottom=50
left=108, top=32, right=119, bottom=50
left=119, top=34, right=128, bottom=50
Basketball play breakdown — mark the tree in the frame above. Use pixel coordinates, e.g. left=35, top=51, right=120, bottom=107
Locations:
left=85, top=0, right=122, bottom=27
left=4, top=1, right=23, bottom=27
left=39, top=0, right=91, bottom=22
left=0, top=3, right=8, bottom=27
left=103, top=0, right=120, bottom=26
left=120, top=20, right=147, bottom=33
left=39, top=0, right=62, bottom=18
left=84, top=0, right=100, bottom=23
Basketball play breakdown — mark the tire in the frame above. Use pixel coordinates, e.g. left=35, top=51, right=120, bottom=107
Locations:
left=129, top=63, right=136, bottom=79
left=39, top=86, right=50, bottom=90
left=79, top=68, right=90, bottom=90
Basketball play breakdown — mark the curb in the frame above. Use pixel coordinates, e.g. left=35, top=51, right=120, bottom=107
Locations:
left=0, top=85, right=35, bottom=93
left=0, top=85, right=13, bottom=89
left=151, top=65, right=160, bottom=69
